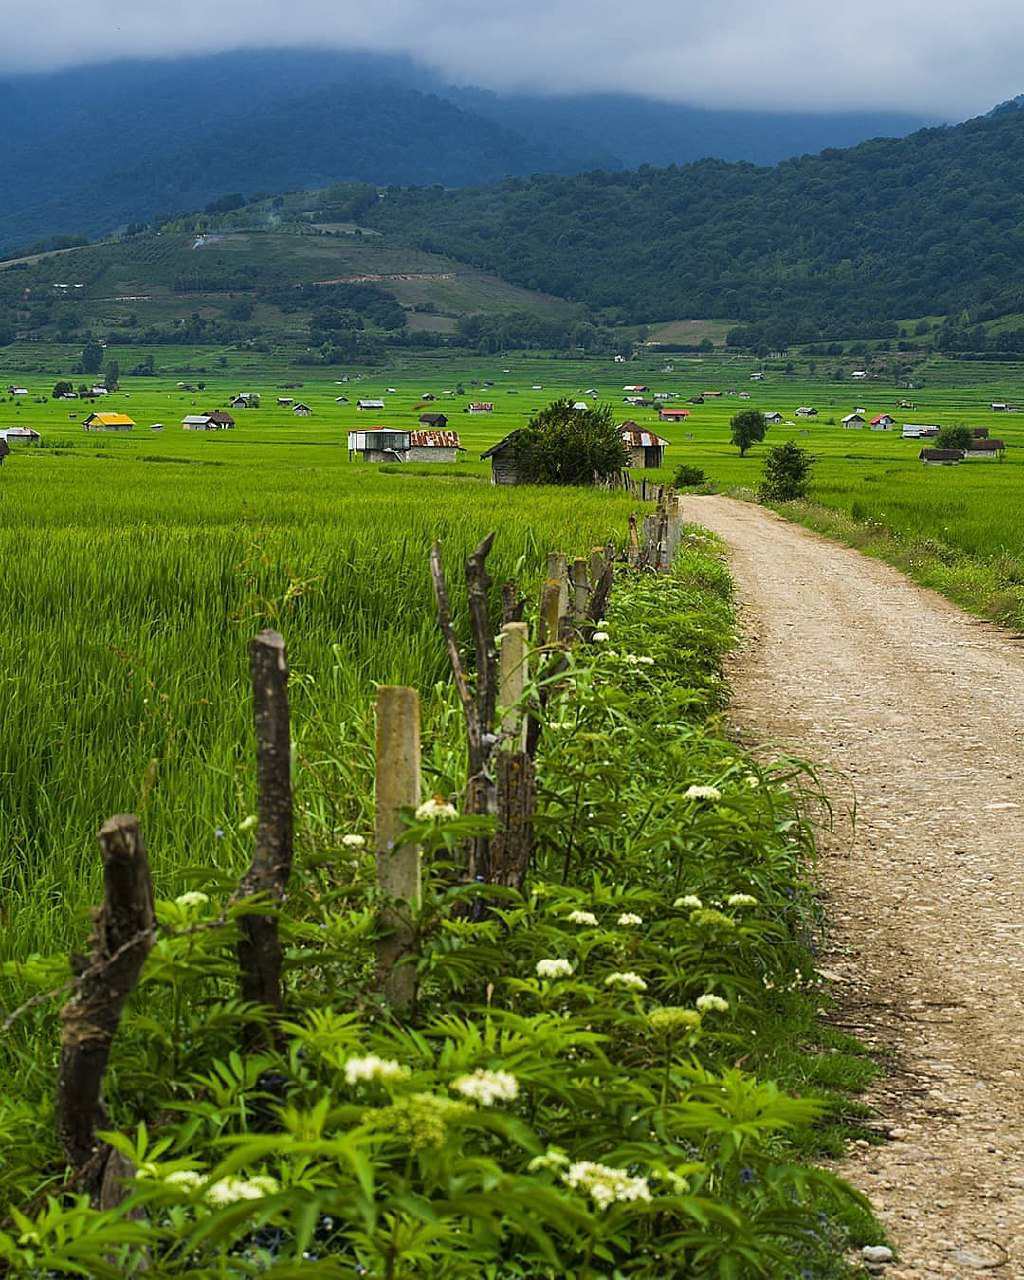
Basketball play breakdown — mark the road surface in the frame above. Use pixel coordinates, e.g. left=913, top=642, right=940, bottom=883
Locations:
left=687, top=495, right=1024, bottom=1278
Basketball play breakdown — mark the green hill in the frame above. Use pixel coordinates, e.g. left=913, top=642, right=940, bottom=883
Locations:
left=365, top=102, right=1024, bottom=344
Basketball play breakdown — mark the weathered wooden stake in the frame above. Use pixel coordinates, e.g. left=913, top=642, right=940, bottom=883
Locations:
left=588, top=546, right=605, bottom=589
left=570, top=556, right=590, bottom=623
left=375, top=685, right=422, bottom=1009
left=538, top=578, right=562, bottom=646
left=237, top=630, right=293, bottom=1033
left=58, top=814, right=155, bottom=1191
left=499, top=622, right=530, bottom=752
left=546, top=552, right=570, bottom=621
left=628, top=515, right=641, bottom=566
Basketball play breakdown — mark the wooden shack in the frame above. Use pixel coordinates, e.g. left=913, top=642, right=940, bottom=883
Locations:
left=919, top=448, right=964, bottom=466
left=481, top=431, right=523, bottom=485
left=619, top=422, right=669, bottom=468
left=83, top=412, right=135, bottom=432
left=419, top=412, right=449, bottom=428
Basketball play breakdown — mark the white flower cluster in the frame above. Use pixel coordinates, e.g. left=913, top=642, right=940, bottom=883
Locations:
left=563, top=1161, right=652, bottom=1211
left=695, top=994, right=730, bottom=1013
left=592, top=631, right=610, bottom=642
left=344, top=1055, right=410, bottom=1086
left=623, top=654, right=655, bottom=666
left=684, top=785, right=722, bottom=802
left=206, top=1174, right=279, bottom=1206
left=726, top=893, right=757, bottom=908
left=617, top=912, right=643, bottom=927
left=567, top=909, right=599, bottom=926
left=174, top=891, right=209, bottom=910
left=674, top=894, right=703, bottom=910
left=536, top=958, right=574, bottom=979
left=415, top=796, right=458, bottom=821
left=605, top=971, right=647, bottom=992
left=342, top=833, right=366, bottom=849
left=452, top=1069, right=519, bottom=1106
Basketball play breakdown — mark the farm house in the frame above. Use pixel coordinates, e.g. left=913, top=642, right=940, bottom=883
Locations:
left=83, top=412, right=135, bottom=431
left=466, top=402, right=494, bottom=414
left=357, top=399, right=385, bottom=411
left=418, top=412, right=449, bottom=428
left=347, top=428, right=464, bottom=463
left=964, top=439, right=1005, bottom=460
left=0, top=427, right=40, bottom=444
left=292, top=403, right=313, bottom=416
left=658, top=407, right=690, bottom=422
left=919, top=448, right=963, bottom=466
left=230, top=394, right=259, bottom=409
left=870, top=414, right=896, bottom=430
left=763, top=412, right=784, bottom=424
left=619, top=423, right=670, bottom=468
left=795, top=406, right=818, bottom=417
left=902, top=424, right=940, bottom=438
left=841, top=412, right=865, bottom=428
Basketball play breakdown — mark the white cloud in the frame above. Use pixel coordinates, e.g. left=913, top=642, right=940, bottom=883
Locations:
left=1, top=0, right=1022, bottom=116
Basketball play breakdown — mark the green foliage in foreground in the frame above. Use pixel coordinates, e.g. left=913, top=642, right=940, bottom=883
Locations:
left=0, top=546, right=871, bottom=1277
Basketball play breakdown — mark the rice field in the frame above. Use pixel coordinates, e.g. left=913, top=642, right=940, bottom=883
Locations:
left=4, top=347, right=1024, bottom=963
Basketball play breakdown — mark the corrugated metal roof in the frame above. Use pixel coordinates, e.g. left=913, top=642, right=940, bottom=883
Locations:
left=620, top=426, right=669, bottom=448
left=410, top=429, right=463, bottom=448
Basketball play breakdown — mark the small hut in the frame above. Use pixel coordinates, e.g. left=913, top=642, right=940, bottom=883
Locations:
left=619, top=423, right=669, bottom=468
left=481, top=431, right=524, bottom=485
left=207, top=409, right=236, bottom=429
left=419, top=412, right=449, bottom=428
left=83, top=412, right=135, bottom=432
left=919, top=448, right=963, bottom=466
left=348, top=428, right=464, bottom=463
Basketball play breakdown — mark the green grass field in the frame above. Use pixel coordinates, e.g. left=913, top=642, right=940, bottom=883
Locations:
left=4, top=346, right=1024, bottom=964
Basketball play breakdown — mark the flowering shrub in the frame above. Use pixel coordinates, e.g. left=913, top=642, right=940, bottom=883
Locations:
left=0, top=537, right=872, bottom=1277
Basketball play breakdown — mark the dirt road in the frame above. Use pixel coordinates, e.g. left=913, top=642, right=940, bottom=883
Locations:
left=687, top=496, right=1024, bottom=1278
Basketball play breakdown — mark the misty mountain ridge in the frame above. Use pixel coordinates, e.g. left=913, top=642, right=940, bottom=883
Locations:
left=0, top=48, right=936, bottom=253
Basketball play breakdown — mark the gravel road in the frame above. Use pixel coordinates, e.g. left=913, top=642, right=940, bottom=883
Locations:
left=687, top=495, right=1024, bottom=1278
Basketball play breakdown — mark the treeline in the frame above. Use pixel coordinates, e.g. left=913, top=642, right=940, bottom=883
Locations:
left=456, top=311, right=629, bottom=354
left=368, top=104, right=1024, bottom=339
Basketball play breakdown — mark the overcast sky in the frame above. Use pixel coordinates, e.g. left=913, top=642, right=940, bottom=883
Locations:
left=1, top=0, right=1022, bottom=117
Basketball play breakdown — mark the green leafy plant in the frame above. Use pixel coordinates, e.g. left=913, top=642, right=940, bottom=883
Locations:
left=759, top=441, right=814, bottom=503
left=512, top=399, right=629, bottom=485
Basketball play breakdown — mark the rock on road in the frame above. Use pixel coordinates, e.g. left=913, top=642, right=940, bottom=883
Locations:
left=687, top=495, right=1024, bottom=1278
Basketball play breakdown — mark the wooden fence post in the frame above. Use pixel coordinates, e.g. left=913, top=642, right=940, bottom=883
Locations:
left=570, top=556, right=590, bottom=624
left=588, top=546, right=605, bottom=589
left=538, top=578, right=562, bottom=646
left=58, top=814, right=155, bottom=1193
left=546, top=552, right=569, bottom=622
left=494, top=621, right=537, bottom=887
left=237, top=630, right=293, bottom=1036
left=375, top=685, right=421, bottom=1009
left=499, top=622, right=529, bottom=752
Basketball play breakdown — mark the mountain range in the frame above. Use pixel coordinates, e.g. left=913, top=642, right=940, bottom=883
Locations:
left=0, top=49, right=934, bottom=254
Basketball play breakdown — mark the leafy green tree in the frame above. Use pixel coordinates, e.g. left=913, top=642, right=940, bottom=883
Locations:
left=52, top=380, right=74, bottom=399
left=104, top=360, right=120, bottom=391
left=79, top=338, right=103, bottom=374
left=673, top=463, right=708, bottom=487
left=730, top=408, right=768, bottom=457
left=759, top=441, right=813, bottom=503
left=936, top=423, right=973, bottom=450
left=512, top=399, right=628, bottom=486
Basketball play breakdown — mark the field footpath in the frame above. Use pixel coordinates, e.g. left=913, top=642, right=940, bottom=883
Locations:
left=687, top=495, right=1024, bottom=1278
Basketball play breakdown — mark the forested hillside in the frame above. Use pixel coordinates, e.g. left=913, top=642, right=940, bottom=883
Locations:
left=369, top=103, right=1024, bottom=340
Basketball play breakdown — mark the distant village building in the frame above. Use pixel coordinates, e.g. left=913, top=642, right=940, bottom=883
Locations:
left=277, top=397, right=294, bottom=406
left=870, top=414, right=896, bottom=430
left=357, top=399, right=385, bottom=411
left=208, top=410, right=235, bottom=428
left=622, top=384, right=648, bottom=393
left=851, top=370, right=868, bottom=380
left=572, top=401, right=589, bottom=410
left=841, top=412, right=865, bottom=428
left=964, top=438, right=1005, bottom=460
left=902, top=424, right=940, bottom=438
left=466, top=402, right=494, bottom=414
left=182, top=415, right=213, bottom=430
left=347, top=428, right=464, bottom=463
left=419, top=412, right=449, bottom=428
left=292, top=403, right=313, bottom=416
left=231, top=393, right=259, bottom=409
left=795, top=406, right=818, bottom=417
left=919, top=448, right=963, bottom=465
left=83, top=412, right=135, bottom=431
left=991, top=402, right=1009, bottom=412
left=763, top=411, right=784, bottom=424
left=750, top=372, right=765, bottom=381
left=619, top=423, right=669, bottom=468
left=0, top=427, right=40, bottom=444
left=658, top=407, right=690, bottom=422
left=481, top=432, right=523, bottom=485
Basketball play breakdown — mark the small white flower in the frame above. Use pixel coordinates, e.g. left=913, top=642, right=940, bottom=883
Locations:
left=415, top=796, right=458, bottom=821
left=164, top=1170, right=203, bottom=1191
left=174, top=891, right=209, bottom=910
left=684, top=785, right=721, bottom=802
left=696, top=994, right=730, bottom=1014
left=342, top=833, right=367, bottom=849
left=727, top=893, right=757, bottom=909
left=592, top=631, right=610, bottom=642
left=605, top=971, right=647, bottom=992
left=563, top=1161, right=652, bottom=1210
left=452, top=1069, right=519, bottom=1106
left=636, top=655, right=655, bottom=666
left=674, top=894, right=703, bottom=910
left=567, top=909, right=599, bottom=926
left=617, top=912, right=643, bottom=927
left=344, top=1055, right=410, bottom=1086
left=536, top=958, right=574, bottom=979
left=206, top=1175, right=279, bottom=1206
